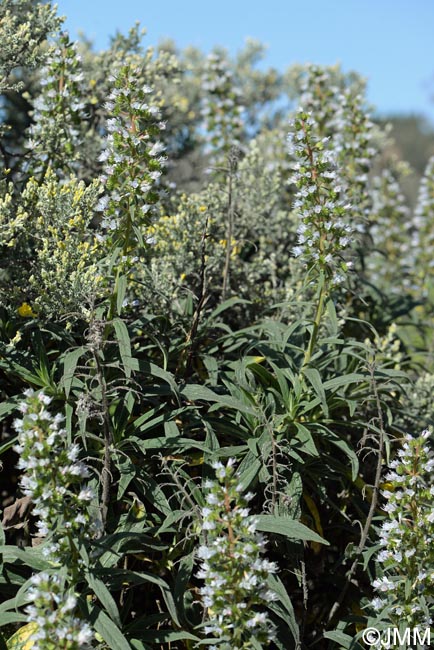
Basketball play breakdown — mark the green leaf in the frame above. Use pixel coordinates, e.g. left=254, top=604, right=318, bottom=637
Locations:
left=323, top=629, right=357, bottom=648
left=317, top=425, right=359, bottom=481
left=268, top=361, right=291, bottom=405
left=164, top=421, right=179, bottom=438
left=116, top=274, right=128, bottom=315
left=4, top=362, right=43, bottom=386
left=293, top=423, right=319, bottom=456
left=130, top=406, right=184, bottom=434
left=61, top=347, right=86, bottom=397
left=255, top=515, right=329, bottom=545
left=267, top=574, right=300, bottom=646
left=97, top=568, right=180, bottom=628
left=137, top=360, right=179, bottom=397
left=236, top=454, right=262, bottom=490
left=115, top=456, right=136, bottom=500
left=181, top=384, right=254, bottom=415
left=85, top=571, right=122, bottom=628
left=130, top=639, right=152, bottom=650
left=0, top=545, right=51, bottom=572
left=128, top=641, right=152, bottom=650
left=322, top=373, right=365, bottom=391
left=173, top=551, right=195, bottom=625
left=85, top=603, right=132, bottom=650
left=0, top=593, right=29, bottom=615
left=303, top=367, right=328, bottom=418
left=0, top=611, right=27, bottom=627
left=0, top=400, right=19, bottom=421
left=326, top=297, right=339, bottom=335
left=113, top=318, right=135, bottom=378
left=141, top=475, right=171, bottom=515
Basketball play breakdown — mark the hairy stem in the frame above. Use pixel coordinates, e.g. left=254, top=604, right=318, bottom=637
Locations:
left=222, top=148, right=238, bottom=301
left=92, top=345, right=113, bottom=529
left=301, top=273, right=328, bottom=371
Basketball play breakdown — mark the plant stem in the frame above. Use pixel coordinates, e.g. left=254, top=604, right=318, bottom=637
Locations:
left=92, top=343, right=113, bottom=529
left=222, top=148, right=238, bottom=302
left=301, top=273, right=328, bottom=371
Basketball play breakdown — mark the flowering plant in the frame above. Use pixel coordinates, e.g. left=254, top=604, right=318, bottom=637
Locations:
left=2, top=3, right=434, bottom=650
left=369, top=430, right=434, bottom=630
left=196, top=459, right=277, bottom=649
left=12, top=389, right=98, bottom=648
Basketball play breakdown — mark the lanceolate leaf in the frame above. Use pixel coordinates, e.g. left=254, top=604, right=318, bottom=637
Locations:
left=255, top=515, right=329, bottom=545
left=85, top=604, right=132, bottom=650
left=267, top=574, right=300, bottom=647
left=113, top=318, right=134, bottom=378
left=61, top=346, right=86, bottom=397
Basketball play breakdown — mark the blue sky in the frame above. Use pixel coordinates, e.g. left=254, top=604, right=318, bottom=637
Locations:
left=57, top=0, right=434, bottom=124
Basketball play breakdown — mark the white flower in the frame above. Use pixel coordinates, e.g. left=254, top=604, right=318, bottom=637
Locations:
left=77, top=625, right=93, bottom=645
left=61, top=594, right=77, bottom=613
left=371, top=597, right=384, bottom=611
left=78, top=487, right=94, bottom=502
left=197, top=460, right=277, bottom=644
left=373, top=576, right=395, bottom=592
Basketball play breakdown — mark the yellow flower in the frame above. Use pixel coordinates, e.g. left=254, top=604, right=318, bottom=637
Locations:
left=199, top=205, right=207, bottom=212
left=17, top=302, right=37, bottom=318
left=219, top=238, right=240, bottom=257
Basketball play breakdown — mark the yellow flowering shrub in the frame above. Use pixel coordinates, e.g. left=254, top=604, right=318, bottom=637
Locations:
left=0, top=168, right=105, bottom=317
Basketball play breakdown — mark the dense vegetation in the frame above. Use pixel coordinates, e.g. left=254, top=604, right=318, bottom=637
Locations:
left=1, top=2, right=434, bottom=649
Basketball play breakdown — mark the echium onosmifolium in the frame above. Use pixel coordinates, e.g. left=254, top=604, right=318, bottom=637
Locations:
left=13, top=388, right=101, bottom=565
left=25, top=573, right=93, bottom=650
left=196, top=459, right=278, bottom=650
left=412, top=155, right=434, bottom=291
left=331, top=88, right=377, bottom=223
left=201, top=52, right=244, bottom=155
left=299, top=64, right=342, bottom=134
left=414, top=155, right=434, bottom=227
left=13, top=389, right=99, bottom=648
left=331, top=88, right=377, bottom=180
left=367, top=168, right=412, bottom=291
left=370, top=430, right=434, bottom=630
left=298, top=66, right=377, bottom=229
left=287, top=109, right=353, bottom=285
left=96, top=64, right=167, bottom=252
left=25, top=33, right=87, bottom=175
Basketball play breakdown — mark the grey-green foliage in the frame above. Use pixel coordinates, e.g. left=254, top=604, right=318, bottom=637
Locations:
left=0, top=0, right=61, bottom=93
left=0, top=169, right=104, bottom=316
left=138, top=129, right=298, bottom=320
